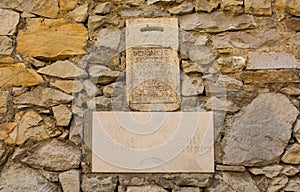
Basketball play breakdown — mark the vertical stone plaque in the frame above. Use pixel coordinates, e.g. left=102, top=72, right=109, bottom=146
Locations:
left=126, top=18, right=180, bottom=111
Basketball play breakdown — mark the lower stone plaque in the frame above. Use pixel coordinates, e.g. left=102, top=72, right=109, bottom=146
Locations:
left=92, top=112, right=214, bottom=172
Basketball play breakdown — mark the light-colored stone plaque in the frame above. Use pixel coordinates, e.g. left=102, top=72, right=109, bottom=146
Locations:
left=92, top=112, right=214, bottom=173
left=126, top=18, right=180, bottom=111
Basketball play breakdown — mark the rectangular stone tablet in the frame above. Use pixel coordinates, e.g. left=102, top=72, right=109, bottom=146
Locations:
left=92, top=112, right=214, bottom=173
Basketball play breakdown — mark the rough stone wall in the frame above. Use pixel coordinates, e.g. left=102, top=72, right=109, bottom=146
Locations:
left=0, top=0, right=299, bottom=191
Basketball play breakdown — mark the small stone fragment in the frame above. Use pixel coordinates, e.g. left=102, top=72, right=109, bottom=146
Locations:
left=51, top=80, right=84, bottom=94
left=0, top=36, right=14, bottom=55
left=281, top=143, right=300, bottom=164
left=267, top=176, right=288, bottom=192
left=38, top=60, right=87, bottom=79
left=180, top=12, right=256, bottom=32
left=204, top=97, right=239, bottom=113
left=89, top=65, right=120, bottom=84
left=181, top=76, right=204, bottom=96
left=168, top=2, right=194, bottom=15
left=127, top=185, right=168, bottom=192
left=244, top=0, right=272, bottom=16
left=0, top=63, right=44, bottom=88
left=280, top=86, right=300, bottom=96
left=84, top=80, right=99, bottom=97
left=14, top=87, right=73, bottom=107
left=60, top=0, right=78, bottom=12
left=81, top=175, right=118, bottom=192
left=59, top=170, right=80, bottom=192
left=103, top=82, right=125, bottom=98
left=0, top=91, right=9, bottom=115
left=249, top=165, right=283, bottom=178
left=0, top=123, right=17, bottom=140
left=281, top=165, right=299, bottom=176
left=0, top=9, right=19, bottom=35
left=285, top=18, right=300, bottom=32
left=147, top=0, right=176, bottom=5
left=247, top=52, right=300, bottom=69
left=287, top=0, right=300, bottom=16
left=52, top=105, right=72, bottom=126
left=17, top=18, right=88, bottom=59
left=67, top=3, right=88, bottom=23
left=94, top=2, right=113, bottom=15
left=284, top=178, right=300, bottom=192
left=293, top=119, right=300, bottom=143
left=216, top=165, right=246, bottom=172
left=221, top=0, right=244, bottom=14
left=195, top=0, right=220, bottom=12
left=174, top=187, right=200, bottom=192
left=22, top=139, right=81, bottom=171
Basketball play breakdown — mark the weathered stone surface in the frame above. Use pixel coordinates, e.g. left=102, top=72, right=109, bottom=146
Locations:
left=187, top=45, right=215, bottom=65
left=38, top=60, right=87, bottom=79
left=221, top=0, right=244, bottom=14
left=94, top=2, right=113, bottom=15
left=0, top=9, right=19, bottom=35
left=182, top=76, right=204, bottom=96
left=293, top=119, right=300, bottom=143
left=267, top=176, right=288, bottom=192
left=0, top=63, right=43, bottom=88
left=67, top=3, right=88, bottom=23
left=216, top=56, right=246, bottom=73
left=59, top=170, right=80, bottom=192
left=22, top=139, right=80, bottom=171
left=204, top=97, right=239, bottom=113
left=103, top=82, right=125, bottom=98
left=147, top=0, right=176, bottom=4
left=0, top=123, right=17, bottom=141
left=51, top=80, right=84, bottom=94
left=82, top=175, right=118, bottom=192
left=0, top=0, right=59, bottom=18
left=249, top=165, right=283, bottom=178
left=0, top=91, right=9, bottom=116
left=84, top=80, right=100, bottom=97
left=120, top=8, right=168, bottom=17
left=168, top=2, right=194, bottom=15
left=17, top=18, right=88, bottom=59
left=0, top=162, right=58, bottom=191
left=89, top=65, right=120, bottom=84
left=195, top=0, right=220, bottom=12
left=247, top=52, right=300, bottom=69
left=52, top=105, right=72, bottom=126
left=212, top=30, right=281, bottom=49
left=174, top=174, right=213, bottom=187
left=180, top=13, right=256, bottom=32
left=284, top=178, right=300, bottom=191
left=59, top=0, right=77, bottom=13
left=245, top=0, right=272, bottom=15
left=216, top=165, right=246, bottom=172
left=285, top=18, right=300, bottom=32
left=206, top=172, right=259, bottom=192
left=174, top=187, right=200, bottom=192
left=223, top=93, right=298, bottom=166
left=287, top=0, right=300, bottom=16
left=280, top=85, right=300, bottom=96
left=281, top=143, right=300, bottom=164
left=127, top=185, right=168, bottom=192
left=238, top=70, right=300, bottom=84
left=14, top=87, right=73, bottom=107
left=14, top=110, right=49, bottom=145
left=281, top=165, right=299, bottom=176
left=0, top=36, right=13, bottom=55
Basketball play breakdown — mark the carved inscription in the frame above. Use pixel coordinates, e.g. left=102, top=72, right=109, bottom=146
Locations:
left=126, top=18, right=180, bottom=111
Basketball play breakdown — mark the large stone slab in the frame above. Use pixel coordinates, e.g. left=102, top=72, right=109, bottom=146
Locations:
left=0, top=9, right=19, bottom=35
left=17, top=18, right=88, bottom=59
left=222, top=93, right=298, bottom=166
left=0, top=0, right=59, bottom=18
left=92, top=112, right=214, bottom=172
left=126, top=18, right=180, bottom=111
left=247, top=52, right=300, bottom=69
left=179, top=12, right=257, bottom=32
left=0, top=63, right=43, bottom=88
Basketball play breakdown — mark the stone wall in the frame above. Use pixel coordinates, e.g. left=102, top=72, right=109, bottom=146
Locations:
left=0, top=0, right=300, bottom=191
